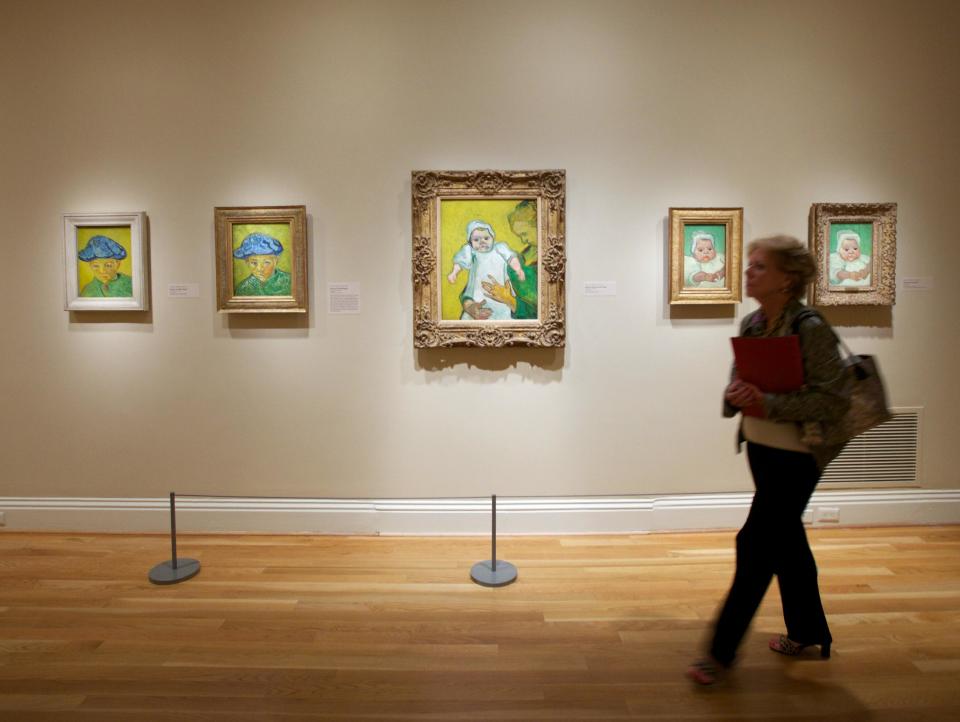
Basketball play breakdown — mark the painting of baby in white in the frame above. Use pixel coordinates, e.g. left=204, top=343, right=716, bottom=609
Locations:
left=829, top=230, right=872, bottom=288
left=683, top=231, right=726, bottom=288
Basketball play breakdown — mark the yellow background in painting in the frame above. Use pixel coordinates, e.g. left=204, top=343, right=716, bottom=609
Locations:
left=440, top=199, right=527, bottom=320
left=231, top=223, right=292, bottom=289
left=76, top=226, right=132, bottom=291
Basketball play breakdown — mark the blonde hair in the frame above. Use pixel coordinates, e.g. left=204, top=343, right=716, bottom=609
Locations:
left=746, top=235, right=816, bottom=299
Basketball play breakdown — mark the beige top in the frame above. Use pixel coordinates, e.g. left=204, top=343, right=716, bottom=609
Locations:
left=742, top=416, right=809, bottom=454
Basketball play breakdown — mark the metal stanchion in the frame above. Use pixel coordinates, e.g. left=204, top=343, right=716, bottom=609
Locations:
left=470, top=494, right=517, bottom=587
left=148, top=492, right=201, bottom=585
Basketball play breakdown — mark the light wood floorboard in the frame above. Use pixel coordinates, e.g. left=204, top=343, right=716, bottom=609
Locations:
left=1, top=526, right=958, bottom=720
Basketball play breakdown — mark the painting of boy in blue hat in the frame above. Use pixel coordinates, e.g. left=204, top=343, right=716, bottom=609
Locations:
left=78, top=234, right=133, bottom=297
left=233, top=231, right=292, bottom=296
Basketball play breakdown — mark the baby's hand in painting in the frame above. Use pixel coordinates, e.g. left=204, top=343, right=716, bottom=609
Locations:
left=447, top=271, right=458, bottom=284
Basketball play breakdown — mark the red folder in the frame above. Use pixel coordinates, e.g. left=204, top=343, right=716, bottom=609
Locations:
left=731, top=335, right=804, bottom=417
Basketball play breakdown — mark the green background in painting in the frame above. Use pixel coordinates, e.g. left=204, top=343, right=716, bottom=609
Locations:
left=683, top=224, right=726, bottom=257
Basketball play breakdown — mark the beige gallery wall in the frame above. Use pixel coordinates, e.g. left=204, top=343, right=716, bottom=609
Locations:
left=0, top=0, right=957, bottom=500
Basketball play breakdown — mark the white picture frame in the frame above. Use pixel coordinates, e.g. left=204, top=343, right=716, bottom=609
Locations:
left=63, top=211, right=149, bottom=311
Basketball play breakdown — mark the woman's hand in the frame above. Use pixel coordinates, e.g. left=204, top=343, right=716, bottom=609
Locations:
left=481, top=275, right=517, bottom=313
left=725, top=379, right=764, bottom=409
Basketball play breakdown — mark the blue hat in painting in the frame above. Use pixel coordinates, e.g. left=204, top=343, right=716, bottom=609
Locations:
left=233, top=233, right=283, bottom=259
left=78, top=235, right=127, bottom=261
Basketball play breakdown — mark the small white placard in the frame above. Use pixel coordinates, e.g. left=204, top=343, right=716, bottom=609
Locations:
left=584, top=281, right=617, bottom=296
left=902, top=277, right=934, bottom=291
left=329, top=282, right=361, bottom=314
left=167, top=283, right=200, bottom=298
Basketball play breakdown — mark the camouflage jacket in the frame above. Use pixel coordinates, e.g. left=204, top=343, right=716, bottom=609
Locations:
left=724, top=299, right=850, bottom=469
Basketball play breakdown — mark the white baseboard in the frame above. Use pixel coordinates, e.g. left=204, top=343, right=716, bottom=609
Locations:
left=1, top=490, right=958, bottom=535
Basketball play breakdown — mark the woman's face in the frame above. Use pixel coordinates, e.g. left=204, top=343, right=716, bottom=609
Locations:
left=745, top=248, right=790, bottom=302
left=246, top=254, right=279, bottom=282
left=88, top=258, right=121, bottom=284
left=509, top=216, right=537, bottom=248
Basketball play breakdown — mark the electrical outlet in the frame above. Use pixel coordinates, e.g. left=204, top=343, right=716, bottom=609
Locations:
left=802, top=508, right=813, bottom=525
left=816, top=506, right=840, bottom=524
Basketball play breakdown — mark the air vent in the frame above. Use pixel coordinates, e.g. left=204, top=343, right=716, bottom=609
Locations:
left=821, top=408, right=920, bottom=484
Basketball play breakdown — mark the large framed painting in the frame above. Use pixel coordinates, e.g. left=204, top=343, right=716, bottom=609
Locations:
left=63, top=211, right=149, bottom=311
left=669, top=207, right=743, bottom=304
left=215, top=205, right=308, bottom=313
left=809, top=202, right=897, bottom=306
left=411, top=170, right=565, bottom=348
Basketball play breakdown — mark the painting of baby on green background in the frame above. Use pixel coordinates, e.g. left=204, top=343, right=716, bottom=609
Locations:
left=232, top=223, right=293, bottom=296
left=76, top=227, right=133, bottom=298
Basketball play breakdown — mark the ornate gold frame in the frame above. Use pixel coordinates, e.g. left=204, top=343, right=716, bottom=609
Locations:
left=411, top=170, right=566, bottom=348
left=215, top=205, right=308, bottom=313
left=809, top=202, right=897, bottom=306
left=669, top=207, right=743, bottom=304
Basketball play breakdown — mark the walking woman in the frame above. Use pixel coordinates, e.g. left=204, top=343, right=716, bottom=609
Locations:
left=688, top=235, right=850, bottom=685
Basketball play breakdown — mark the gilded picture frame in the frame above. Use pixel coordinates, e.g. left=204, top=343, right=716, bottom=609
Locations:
left=63, top=211, right=149, bottom=311
left=215, top=205, right=308, bottom=313
left=411, top=170, right=566, bottom=348
left=669, top=207, right=743, bottom=304
left=809, top=202, right=897, bottom=306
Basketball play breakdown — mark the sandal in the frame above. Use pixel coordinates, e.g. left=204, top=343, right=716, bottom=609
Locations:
left=686, top=658, right=723, bottom=686
left=769, top=634, right=831, bottom=659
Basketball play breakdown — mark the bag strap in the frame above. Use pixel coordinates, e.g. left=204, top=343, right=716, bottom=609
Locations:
left=791, top=308, right=855, bottom=359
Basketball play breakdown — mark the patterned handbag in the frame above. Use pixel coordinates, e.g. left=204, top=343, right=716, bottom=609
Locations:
left=826, top=345, right=893, bottom=445
left=794, top=310, right=893, bottom=448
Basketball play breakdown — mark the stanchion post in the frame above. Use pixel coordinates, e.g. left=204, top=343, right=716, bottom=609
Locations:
left=470, top=494, right=517, bottom=587
left=170, top=492, right=178, bottom=570
left=148, top=491, right=201, bottom=585
left=491, top=494, right=496, bottom=572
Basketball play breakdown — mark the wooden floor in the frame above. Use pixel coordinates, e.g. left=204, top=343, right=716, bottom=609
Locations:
left=1, top=526, right=959, bottom=721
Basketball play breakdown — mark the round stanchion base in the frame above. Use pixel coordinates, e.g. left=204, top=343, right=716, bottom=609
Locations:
left=470, top=559, right=517, bottom=587
left=148, top=558, right=201, bottom=585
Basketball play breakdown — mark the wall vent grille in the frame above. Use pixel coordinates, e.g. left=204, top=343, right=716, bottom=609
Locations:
left=821, top=407, right=920, bottom=484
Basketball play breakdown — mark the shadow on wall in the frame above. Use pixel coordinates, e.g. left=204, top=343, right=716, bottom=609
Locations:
left=669, top=305, right=737, bottom=322
left=416, top=347, right=563, bottom=372
left=69, top=310, right=154, bottom=327
left=818, top=306, right=892, bottom=331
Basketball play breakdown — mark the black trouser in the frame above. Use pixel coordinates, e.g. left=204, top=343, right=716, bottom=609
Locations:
left=709, top=442, right=832, bottom=666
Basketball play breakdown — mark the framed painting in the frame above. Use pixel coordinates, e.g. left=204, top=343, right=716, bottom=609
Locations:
left=63, top=211, right=149, bottom=311
left=215, top=205, right=307, bottom=313
left=809, top=202, right=897, bottom=306
left=411, top=170, right=565, bottom=348
left=669, top=207, right=742, bottom=304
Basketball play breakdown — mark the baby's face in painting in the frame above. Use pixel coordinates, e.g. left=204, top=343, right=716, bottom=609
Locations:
left=840, top=239, right=860, bottom=261
left=470, top=229, right=493, bottom=252
left=693, top=239, right=716, bottom=262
